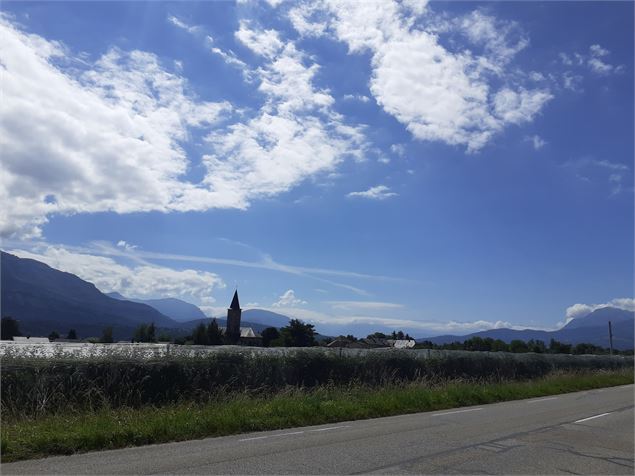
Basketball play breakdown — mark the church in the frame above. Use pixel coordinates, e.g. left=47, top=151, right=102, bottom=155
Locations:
left=221, top=290, right=262, bottom=346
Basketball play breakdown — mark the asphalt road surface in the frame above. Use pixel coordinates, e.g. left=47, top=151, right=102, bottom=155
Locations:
left=3, top=384, right=633, bottom=475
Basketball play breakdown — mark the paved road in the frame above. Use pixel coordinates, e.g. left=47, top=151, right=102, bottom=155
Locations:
left=3, top=385, right=634, bottom=475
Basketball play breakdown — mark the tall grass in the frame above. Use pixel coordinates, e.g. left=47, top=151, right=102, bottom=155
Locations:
left=2, top=351, right=632, bottom=418
left=1, top=369, right=632, bottom=463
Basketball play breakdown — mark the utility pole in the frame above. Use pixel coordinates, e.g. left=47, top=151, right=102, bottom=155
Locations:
left=608, top=320, right=613, bottom=356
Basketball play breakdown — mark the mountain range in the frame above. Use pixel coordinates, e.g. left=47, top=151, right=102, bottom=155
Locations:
left=1, top=251, right=289, bottom=340
left=1, top=250, right=633, bottom=348
left=417, top=306, right=634, bottom=350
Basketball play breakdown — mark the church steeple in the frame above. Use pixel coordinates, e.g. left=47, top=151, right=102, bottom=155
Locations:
left=229, top=290, right=240, bottom=310
left=226, top=290, right=242, bottom=344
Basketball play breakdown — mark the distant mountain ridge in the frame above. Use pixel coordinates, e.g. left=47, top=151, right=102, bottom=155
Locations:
left=418, top=307, right=634, bottom=350
left=1, top=251, right=177, bottom=339
left=106, top=293, right=207, bottom=322
left=1, top=251, right=297, bottom=339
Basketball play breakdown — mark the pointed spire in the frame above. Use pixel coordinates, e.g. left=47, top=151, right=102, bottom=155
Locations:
left=229, top=290, right=240, bottom=310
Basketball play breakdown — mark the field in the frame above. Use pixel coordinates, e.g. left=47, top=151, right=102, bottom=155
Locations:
left=1, top=345, right=633, bottom=462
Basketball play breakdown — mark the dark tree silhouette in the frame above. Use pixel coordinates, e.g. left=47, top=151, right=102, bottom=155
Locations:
left=278, top=319, right=316, bottom=347
left=1, top=317, right=21, bottom=340
left=67, top=329, right=78, bottom=340
left=206, top=319, right=223, bottom=345
left=261, top=327, right=280, bottom=347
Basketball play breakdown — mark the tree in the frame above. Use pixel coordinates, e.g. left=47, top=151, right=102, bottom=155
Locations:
left=157, top=333, right=172, bottom=342
left=100, top=327, right=114, bottom=343
left=261, top=327, right=280, bottom=347
left=206, top=319, right=223, bottom=345
left=133, top=324, right=148, bottom=343
left=491, top=339, right=508, bottom=352
left=527, top=339, right=546, bottom=353
left=549, top=339, right=572, bottom=354
left=67, top=329, right=78, bottom=340
left=278, top=319, right=316, bottom=347
left=367, top=332, right=386, bottom=339
left=147, top=322, right=156, bottom=343
left=509, top=339, right=529, bottom=353
left=1, top=317, right=21, bottom=340
left=48, top=330, right=60, bottom=341
left=192, top=322, right=208, bottom=345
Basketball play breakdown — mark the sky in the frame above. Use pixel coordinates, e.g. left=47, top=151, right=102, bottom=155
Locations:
left=1, top=1, right=633, bottom=338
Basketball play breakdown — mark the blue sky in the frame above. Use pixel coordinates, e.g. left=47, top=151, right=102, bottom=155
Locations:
left=1, top=1, right=633, bottom=337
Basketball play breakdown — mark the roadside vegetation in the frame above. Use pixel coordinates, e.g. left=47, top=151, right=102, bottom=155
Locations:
left=1, top=349, right=632, bottom=462
left=1, top=369, right=632, bottom=462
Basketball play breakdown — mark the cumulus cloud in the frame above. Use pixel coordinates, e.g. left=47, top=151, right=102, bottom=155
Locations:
left=0, top=15, right=367, bottom=238
left=235, top=20, right=284, bottom=58
left=0, top=16, right=232, bottom=238
left=587, top=44, right=621, bottom=75
left=287, top=1, right=552, bottom=152
left=272, top=289, right=307, bottom=307
left=525, top=135, right=546, bottom=150
left=200, top=23, right=368, bottom=209
left=8, top=245, right=226, bottom=303
left=347, top=185, right=397, bottom=200
left=343, top=94, right=370, bottom=103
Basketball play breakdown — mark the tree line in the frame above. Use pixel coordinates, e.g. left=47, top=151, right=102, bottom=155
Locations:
left=415, top=336, right=633, bottom=355
left=2, top=316, right=632, bottom=355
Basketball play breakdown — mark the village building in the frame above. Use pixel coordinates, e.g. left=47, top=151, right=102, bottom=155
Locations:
left=220, top=290, right=262, bottom=346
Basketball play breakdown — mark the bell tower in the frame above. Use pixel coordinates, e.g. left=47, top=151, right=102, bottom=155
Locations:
left=226, top=290, right=241, bottom=344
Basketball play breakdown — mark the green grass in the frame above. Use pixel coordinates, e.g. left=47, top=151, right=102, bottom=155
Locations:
left=1, top=369, right=632, bottom=463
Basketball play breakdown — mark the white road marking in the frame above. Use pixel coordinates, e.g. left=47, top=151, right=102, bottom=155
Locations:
left=527, top=397, right=559, bottom=403
left=238, top=436, right=269, bottom=442
left=574, top=412, right=612, bottom=423
left=238, top=431, right=304, bottom=442
left=309, top=425, right=351, bottom=432
left=432, top=408, right=483, bottom=417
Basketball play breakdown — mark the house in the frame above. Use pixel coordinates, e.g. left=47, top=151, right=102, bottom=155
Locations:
left=12, top=336, right=50, bottom=343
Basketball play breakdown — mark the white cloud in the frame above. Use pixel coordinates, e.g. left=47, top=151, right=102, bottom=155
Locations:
left=347, top=185, right=397, bottom=200
left=116, top=240, right=138, bottom=251
left=343, top=93, right=370, bottom=103
left=458, top=10, right=529, bottom=67
left=273, top=289, right=307, bottom=307
left=560, top=44, right=622, bottom=77
left=211, top=47, right=249, bottom=71
left=235, top=20, right=284, bottom=58
left=288, top=3, right=328, bottom=37
left=8, top=245, right=225, bottom=303
left=199, top=24, right=368, bottom=210
left=390, top=144, right=406, bottom=157
left=0, top=17, right=232, bottom=238
left=525, top=135, right=546, bottom=150
left=1, top=16, right=367, bottom=238
left=167, top=15, right=202, bottom=35
left=587, top=44, right=620, bottom=75
left=492, top=88, right=553, bottom=125
left=288, top=1, right=552, bottom=152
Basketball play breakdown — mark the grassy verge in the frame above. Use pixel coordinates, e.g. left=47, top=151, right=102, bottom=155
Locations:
left=1, top=369, right=632, bottom=463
